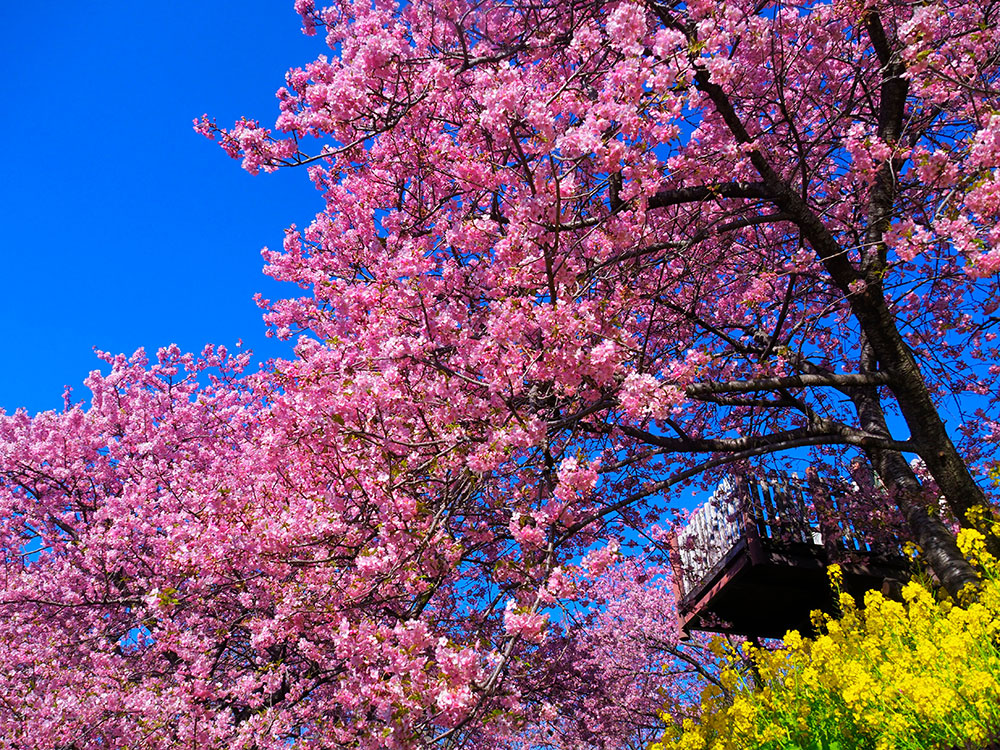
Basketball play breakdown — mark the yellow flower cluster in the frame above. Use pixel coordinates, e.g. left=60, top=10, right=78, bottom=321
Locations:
left=656, top=535, right=1000, bottom=750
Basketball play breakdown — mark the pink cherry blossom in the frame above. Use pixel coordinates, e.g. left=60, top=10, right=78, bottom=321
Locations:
left=4, top=0, right=1000, bottom=745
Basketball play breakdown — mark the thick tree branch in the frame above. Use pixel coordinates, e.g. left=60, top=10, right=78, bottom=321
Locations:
left=561, top=430, right=913, bottom=544
left=686, top=372, right=892, bottom=397
left=648, top=182, right=771, bottom=208
left=860, top=12, right=909, bottom=278
left=688, top=394, right=798, bottom=408
left=618, top=423, right=914, bottom=454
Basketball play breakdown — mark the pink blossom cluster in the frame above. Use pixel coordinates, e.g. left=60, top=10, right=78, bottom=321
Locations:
left=4, top=0, right=1000, bottom=745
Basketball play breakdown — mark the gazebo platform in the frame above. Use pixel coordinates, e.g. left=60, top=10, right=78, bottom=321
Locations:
left=669, top=474, right=910, bottom=638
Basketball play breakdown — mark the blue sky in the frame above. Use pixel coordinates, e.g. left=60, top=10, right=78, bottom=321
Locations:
left=1, top=2, right=328, bottom=414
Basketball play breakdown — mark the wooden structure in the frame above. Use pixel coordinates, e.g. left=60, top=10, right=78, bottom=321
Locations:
left=669, top=474, right=910, bottom=638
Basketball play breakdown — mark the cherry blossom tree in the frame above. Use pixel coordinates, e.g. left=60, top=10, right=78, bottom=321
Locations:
left=4, top=0, right=1000, bottom=745
left=207, top=0, right=1000, bottom=589
left=0, top=353, right=700, bottom=749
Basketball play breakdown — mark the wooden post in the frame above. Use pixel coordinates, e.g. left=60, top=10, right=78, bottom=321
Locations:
left=807, top=467, right=841, bottom=560
left=740, top=476, right=766, bottom=566
left=666, top=528, right=688, bottom=602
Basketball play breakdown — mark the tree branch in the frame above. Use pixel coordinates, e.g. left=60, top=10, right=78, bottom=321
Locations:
left=685, top=372, right=892, bottom=397
left=648, top=182, right=771, bottom=208
left=559, top=429, right=914, bottom=544
left=619, top=423, right=913, bottom=454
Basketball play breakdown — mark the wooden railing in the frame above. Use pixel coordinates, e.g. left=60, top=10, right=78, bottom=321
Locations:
left=674, top=477, right=744, bottom=599
left=673, top=474, right=903, bottom=600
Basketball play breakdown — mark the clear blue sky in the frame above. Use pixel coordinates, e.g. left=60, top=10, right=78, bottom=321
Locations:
left=1, top=2, right=328, bottom=414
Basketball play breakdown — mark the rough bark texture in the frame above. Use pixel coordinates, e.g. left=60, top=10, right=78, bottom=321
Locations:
left=847, top=342, right=980, bottom=596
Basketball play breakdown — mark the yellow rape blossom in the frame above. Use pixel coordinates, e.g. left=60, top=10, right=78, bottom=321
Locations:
left=656, top=551, right=1000, bottom=750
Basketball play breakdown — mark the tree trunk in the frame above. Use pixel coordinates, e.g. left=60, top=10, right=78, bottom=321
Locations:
left=847, top=347, right=979, bottom=598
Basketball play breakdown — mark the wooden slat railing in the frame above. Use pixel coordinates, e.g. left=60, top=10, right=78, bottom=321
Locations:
left=674, top=473, right=903, bottom=600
